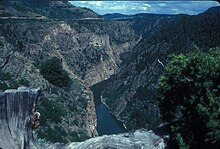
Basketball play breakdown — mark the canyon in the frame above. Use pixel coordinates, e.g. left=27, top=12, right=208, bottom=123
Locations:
left=0, top=87, right=165, bottom=149
left=0, top=0, right=220, bottom=148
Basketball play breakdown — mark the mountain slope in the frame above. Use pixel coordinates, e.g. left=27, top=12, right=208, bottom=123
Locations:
left=101, top=6, right=220, bottom=130
left=0, top=0, right=169, bottom=143
left=103, top=13, right=132, bottom=19
left=0, top=1, right=102, bottom=143
left=1, top=0, right=219, bottom=145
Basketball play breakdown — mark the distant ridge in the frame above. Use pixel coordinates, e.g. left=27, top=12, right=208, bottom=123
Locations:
left=199, top=6, right=220, bottom=14
left=103, top=13, right=132, bottom=19
left=103, top=12, right=174, bottom=20
left=0, top=0, right=101, bottom=19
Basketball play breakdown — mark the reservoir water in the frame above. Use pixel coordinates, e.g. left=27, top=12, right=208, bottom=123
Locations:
left=90, top=82, right=126, bottom=135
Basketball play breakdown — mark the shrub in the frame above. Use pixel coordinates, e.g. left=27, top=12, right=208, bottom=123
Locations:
left=18, top=78, right=30, bottom=87
left=0, top=40, right=4, bottom=47
left=0, top=82, right=9, bottom=91
left=0, top=69, right=11, bottom=80
left=125, top=86, right=161, bottom=130
left=40, top=57, right=72, bottom=87
left=70, top=130, right=89, bottom=142
left=37, top=98, right=67, bottom=124
left=158, top=48, right=220, bottom=148
left=35, top=97, right=68, bottom=143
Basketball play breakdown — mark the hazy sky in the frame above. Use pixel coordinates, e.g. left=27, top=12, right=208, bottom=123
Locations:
left=69, top=1, right=220, bottom=15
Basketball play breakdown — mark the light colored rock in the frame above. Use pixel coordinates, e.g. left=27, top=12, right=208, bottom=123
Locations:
left=44, top=129, right=165, bottom=149
left=0, top=88, right=41, bottom=149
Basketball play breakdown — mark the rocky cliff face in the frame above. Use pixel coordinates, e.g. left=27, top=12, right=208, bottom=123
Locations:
left=0, top=25, right=97, bottom=143
left=0, top=1, right=172, bottom=87
left=101, top=7, right=220, bottom=130
left=0, top=10, right=137, bottom=87
left=1, top=0, right=219, bottom=146
left=0, top=0, right=144, bottom=143
left=0, top=1, right=101, bottom=142
left=0, top=88, right=165, bottom=149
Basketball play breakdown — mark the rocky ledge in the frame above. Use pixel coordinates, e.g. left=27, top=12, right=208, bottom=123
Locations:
left=0, top=87, right=41, bottom=149
left=44, top=129, right=165, bottom=149
left=0, top=87, right=165, bottom=149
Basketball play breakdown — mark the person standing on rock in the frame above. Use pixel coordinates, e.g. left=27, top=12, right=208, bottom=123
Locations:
left=32, top=111, right=41, bottom=129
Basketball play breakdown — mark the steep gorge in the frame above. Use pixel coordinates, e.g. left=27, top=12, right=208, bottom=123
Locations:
left=0, top=0, right=220, bottom=147
left=0, top=0, right=157, bottom=143
left=0, top=87, right=165, bottom=149
left=101, top=6, right=220, bottom=131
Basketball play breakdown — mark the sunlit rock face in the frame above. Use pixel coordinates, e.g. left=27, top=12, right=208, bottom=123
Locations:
left=0, top=87, right=41, bottom=149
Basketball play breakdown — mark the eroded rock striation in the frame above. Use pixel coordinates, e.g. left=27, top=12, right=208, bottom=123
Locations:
left=45, top=130, right=165, bottom=149
left=0, top=88, right=165, bottom=149
left=0, top=87, right=41, bottom=149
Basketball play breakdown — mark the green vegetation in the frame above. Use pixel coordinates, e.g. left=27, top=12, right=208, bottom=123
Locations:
left=36, top=125, right=68, bottom=143
left=0, top=69, right=29, bottom=90
left=0, top=69, right=11, bottom=80
left=125, top=85, right=161, bottom=130
left=0, top=12, right=11, bottom=17
left=149, top=14, right=220, bottom=51
left=0, top=40, right=4, bottom=47
left=18, top=78, right=30, bottom=87
left=0, top=68, right=30, bottom=91
left=37, top=98, right=67, bottom=125
left=35, top=97, right=89, bottom=143
left=33, top=131, right=46, bottom=146
left=35, top=97, right=68, bottom=143
left=135, top=54, right=150, bottom=73
left=40, top=57, right=72, bottom=88
left=158, top=48, right=220, bottom=148
left=103, top=83, right=131, bottom=108
left=70, top=130, right=90, bottom=142
left=0, top=82, right=10, bottom=91
left=0, top=69, right=11, bottom=91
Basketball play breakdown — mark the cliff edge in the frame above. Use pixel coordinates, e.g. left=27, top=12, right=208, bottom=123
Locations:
left=0, top=87, right=41, bottom=149
left=0, top=87, right=165, bottom=149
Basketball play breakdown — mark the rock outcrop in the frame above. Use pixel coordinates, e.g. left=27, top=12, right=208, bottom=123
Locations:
left=45, top=130, right=165, bottom=149
left=0, top=88, right=165, bottom=149
left=0, top=87, right=41, bottom=149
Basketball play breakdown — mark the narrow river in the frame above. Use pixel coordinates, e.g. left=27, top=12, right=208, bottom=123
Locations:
left=90, top=81, right=126, bottom=135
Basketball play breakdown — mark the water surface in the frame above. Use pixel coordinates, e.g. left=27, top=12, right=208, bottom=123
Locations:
left=91, top=81, right=126, bottom=135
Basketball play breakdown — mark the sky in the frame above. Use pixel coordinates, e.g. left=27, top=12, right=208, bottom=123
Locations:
left=69, top=1, right=220, bottom=15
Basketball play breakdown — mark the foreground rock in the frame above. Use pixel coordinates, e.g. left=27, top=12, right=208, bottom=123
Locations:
left=0, top=88, right=165, bottom=149
left=45, top=130, right=165, bottom=149
left=0, top=87, right=41, bottom=149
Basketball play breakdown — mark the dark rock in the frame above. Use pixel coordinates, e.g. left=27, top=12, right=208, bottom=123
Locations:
left=101, top=6, right=220, bottom=131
